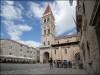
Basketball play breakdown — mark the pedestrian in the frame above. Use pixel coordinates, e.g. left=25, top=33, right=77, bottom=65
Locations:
left=59, top=60, right=62, bottom=68
left=68, top=61, right=69, bottom=68
left=63, top=60, right=67, bottom=68
left=61, top=60, right=63, bottom=68
left=57, top=60, right=59, bottom=68
left=54, top=60, right=55, bottom=64
left=68, top=61, right=72, bottom=68
left=70, top=61, right=72, bottom=68
left=49, top=58, right=53, bottom=69
left=53, top=60, right=56, bottom=67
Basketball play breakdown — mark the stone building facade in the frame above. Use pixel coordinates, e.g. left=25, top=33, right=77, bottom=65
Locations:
left=40, top=5, right=80, bottom=65
left=76, top=0, right=100, bottom=74
left=0, top=39, right=40, bottom=63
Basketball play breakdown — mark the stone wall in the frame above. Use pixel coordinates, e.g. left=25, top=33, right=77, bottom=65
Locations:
left=76, top=0, right=100, bottom=74
left=0, top=39, right=38, bottom=62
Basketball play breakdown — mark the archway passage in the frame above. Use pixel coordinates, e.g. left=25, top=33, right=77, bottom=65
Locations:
left=43, top=52, right=49, bottom=63
left=75, top=52, right=81, bottom=62
left=74, top=52, right=83, bottom=69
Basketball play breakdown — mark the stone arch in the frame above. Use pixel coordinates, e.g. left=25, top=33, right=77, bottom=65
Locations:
left=75, top=52, right=81, bottom=62
left=74, top=52, right=81, bottom=68
left=43, top=52, right=49, bottom=63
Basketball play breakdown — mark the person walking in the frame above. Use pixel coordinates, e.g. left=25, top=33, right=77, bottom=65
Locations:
left=49, top=58, right=53, bottom=69
left=68, top=61, right=70, bottom=68
left=63, top=60, right=67, bottom=68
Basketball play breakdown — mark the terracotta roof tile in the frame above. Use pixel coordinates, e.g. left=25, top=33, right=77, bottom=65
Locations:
left=56, top=34, right=77, bottom=39
left=43, top=4, right=52, bottom=15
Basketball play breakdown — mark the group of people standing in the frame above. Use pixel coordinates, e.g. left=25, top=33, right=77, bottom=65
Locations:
left=48, top=58, right=73, bottom=69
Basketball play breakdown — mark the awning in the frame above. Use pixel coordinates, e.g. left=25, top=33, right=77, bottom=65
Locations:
left=0, top=55, right=34, bottom=60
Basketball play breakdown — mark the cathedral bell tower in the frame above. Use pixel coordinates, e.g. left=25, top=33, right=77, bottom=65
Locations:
left=42, top=4, right=55, bottom=47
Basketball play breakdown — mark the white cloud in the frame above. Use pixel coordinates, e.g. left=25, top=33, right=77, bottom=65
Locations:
left=18, top=24, right=32, bottom=31
left=0, top=33, right=3, bottom=36
left=53, top=1, right=76, bottom=35
left=1, top=1, right=32, bottom=41
left=2, top=20, right=32, bottom=41
left=28, top=2, right=44, bottom=19
left=1, top=1, right=22, bottom=20
left=6, top=1, right=14, bottom=5
left=16, top=2, right=24, bottom=10
left=18, top=40, right=41, bottom=48
left=28, top=1, right=76, bottom=36
left=1, top=1, right=40, bottom=48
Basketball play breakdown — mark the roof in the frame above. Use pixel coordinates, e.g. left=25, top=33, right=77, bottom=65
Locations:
left=1, top=39, right=34, bottom=48
left=7, top=39, right=29, bottom=47
left=43, top=4, right=52, bottom=15
left=51, top=41, right=79, bottom=47
left=56, top=34, right=77, bottom=40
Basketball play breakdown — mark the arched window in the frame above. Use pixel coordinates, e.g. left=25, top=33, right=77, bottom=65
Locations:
left=48, top=41, right=50, bottom=45
left=44, top=19, right=46, bottom=23
left=65, top=49, right=67, bottom=54
left=48, top=29, right=50, bottom=34
left=55, top=50, right=56, bottom=54
left=44, top=42, right=45, bottom=46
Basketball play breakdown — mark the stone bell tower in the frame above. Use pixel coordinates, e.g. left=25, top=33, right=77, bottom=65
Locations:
left=40, top=4, right=55, bottom=63
left=41, top=4, right=55, bottom=47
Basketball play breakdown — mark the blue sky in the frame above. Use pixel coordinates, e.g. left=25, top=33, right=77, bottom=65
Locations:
left=0, top=0, right=77, bottom=48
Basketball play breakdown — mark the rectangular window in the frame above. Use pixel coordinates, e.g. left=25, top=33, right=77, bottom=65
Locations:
left=24, top=55, right=26, bottom=57
left=44, top=30, right=46, bottom=34
left=48, top=29, right=50, bottom=34
left=9, top=53, right=12, bottom=55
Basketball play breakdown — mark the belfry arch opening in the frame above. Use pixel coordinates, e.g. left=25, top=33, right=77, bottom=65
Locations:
left=43, top=52, right=49, bottom=63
